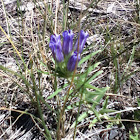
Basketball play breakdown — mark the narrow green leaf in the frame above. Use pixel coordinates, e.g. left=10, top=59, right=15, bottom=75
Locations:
left=92, top=94, right=105, bottom=109
left=89, top=118, right=98, bottom=128
left=40, top=61, right=47, bottom=67
left=79, top=62, right=101, bottom=79
left=78, top=50, right=101, bottom=66
left=137, top=98, right=140, bottom=107
left=92, top=108, right=101, bottom=121
left=37, top=69, right=49, bottom=75
left=86, top=70, right=103, bottom=83
left=99, top=109, right=116, bottom=114
left=85, top=83, right=109, bottom=92
left=85, top=98, right=100, bottom=104
left=47, top=84, right=68, bottom=99
left=70, top=112, right=88, bottom=128
left=85, top=90, right=104, bottom=96
left=103, top=96, right=109, bottom=109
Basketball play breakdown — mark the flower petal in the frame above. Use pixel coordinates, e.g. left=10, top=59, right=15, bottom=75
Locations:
left=62, top=30, right=74, bottom=55
left=74, top=30, right=89, bottom=53
left=67, top=52, right=81, bottom=72
left=49, top=34, right=64, bottom=62
left=54, top=47, right=64, bottom=62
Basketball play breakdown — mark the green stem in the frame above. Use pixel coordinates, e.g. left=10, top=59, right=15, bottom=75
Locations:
left=31, top=67, right=52, bottom=140
left=37, top=97, right=52, bottom=140
left=73, top=92, right=83, bottom=140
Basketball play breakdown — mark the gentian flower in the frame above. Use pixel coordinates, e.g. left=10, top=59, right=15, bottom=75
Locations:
left=67, top=51, right=81, bottom=72
left=49, top=34, right=64, bottom=62
left=74, top=30, right=89, bottom=53
left=62, top=30, right=74, bottom=55
left=49, top=30, right=89, bottom=72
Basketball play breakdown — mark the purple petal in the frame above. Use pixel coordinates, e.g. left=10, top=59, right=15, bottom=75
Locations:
left=74, top=30, right=89, bottom=53
left=49, top=34, right=64, bottom=62
left=54, top=47, right=64, bottom=62
left=62, top=30, right=74, bottom=55
left=67, top=52, right=81, bottom=72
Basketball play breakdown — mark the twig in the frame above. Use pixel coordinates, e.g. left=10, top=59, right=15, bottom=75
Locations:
left=55, top=0, right=59, bottom=34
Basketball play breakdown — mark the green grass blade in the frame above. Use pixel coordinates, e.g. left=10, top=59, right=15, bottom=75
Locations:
left=47, top=84, right=68, bottom=100
left=78, top=50, right=101, bottom=66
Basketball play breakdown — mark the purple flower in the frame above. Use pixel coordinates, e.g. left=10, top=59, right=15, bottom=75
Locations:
left=49, top=34, right=64, bottom=62
left=62, top=30, right=74, bottom=55
left=74, top=30, right=89, bottom=53
left=67, top=52, right=81, bottom=72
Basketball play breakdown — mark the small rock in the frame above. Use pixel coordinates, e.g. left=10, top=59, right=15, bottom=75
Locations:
left=109, top=129, right=118, bottom=139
